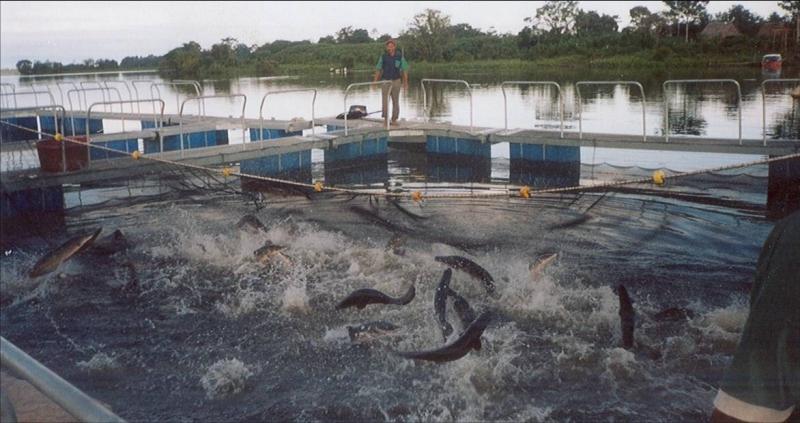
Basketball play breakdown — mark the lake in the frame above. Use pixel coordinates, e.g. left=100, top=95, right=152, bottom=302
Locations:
left=0, top=67, right=798, bottom=422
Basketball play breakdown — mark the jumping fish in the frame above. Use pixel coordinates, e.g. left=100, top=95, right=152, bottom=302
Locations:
left=29, top=228, right=102, bottom=278
left=617, top=284, right=635, bottom=350
left=529, top=253, right=558, bottom=281
left=236, top=214, right=268, bottom=233
left=394, top=312, right=493, bottom=363
left=434, top=256, right=496, bottom=295
left=336, top=285, right=416, bottom=310
left=447, top=287, right=476, bottom=329
left=434, top=269, right=454, bottom=341
left=253, top=241, right=290, bottom=266
left=347, top=321, right=401, bottom=342
left=349, top=206, right=410, bottom=234
left=88, top=229, right=129, bottom=256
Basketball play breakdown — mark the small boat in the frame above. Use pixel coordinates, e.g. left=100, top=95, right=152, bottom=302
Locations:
left=761, top=54, right=782, bottom=72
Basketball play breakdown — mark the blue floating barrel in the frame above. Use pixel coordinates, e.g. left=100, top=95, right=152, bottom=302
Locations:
left=249, top=128, right=303, bottom=141
left=90, top=139, right=137, bottom=160
left=0, top=116, right=38, bottom=143
left=1, top=186, right=64, bottom=219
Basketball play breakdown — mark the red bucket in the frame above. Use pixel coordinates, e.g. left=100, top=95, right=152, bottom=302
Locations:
left=36, top=136, right=89, bottom=173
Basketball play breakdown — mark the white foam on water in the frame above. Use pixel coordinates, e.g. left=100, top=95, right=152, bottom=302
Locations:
left=600, top=347, right=641, bottom=388
left=200, top=358, right=253, bottom=400
left=689, top=297, right=749, bottom=350
left=216, top=287, right=271, bottom=319
left=76, top=352, right=119, bottom=372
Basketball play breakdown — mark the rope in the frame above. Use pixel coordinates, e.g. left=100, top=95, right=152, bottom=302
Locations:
left=2, top=119, right=799, bottom=201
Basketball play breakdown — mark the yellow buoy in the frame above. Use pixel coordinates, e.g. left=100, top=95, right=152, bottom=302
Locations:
left=519, top=185, right=531, bottom=198
left=652, top=170, right=666, bottom=186
left=411, top=191, right=423, bottom=202
left=313, top=181, right=323, bottom=192
left=131, top=150, right=142, bottom=160
left=222, top=167, right=233, bottom=177
left=53, top=133, right=64, bottom=142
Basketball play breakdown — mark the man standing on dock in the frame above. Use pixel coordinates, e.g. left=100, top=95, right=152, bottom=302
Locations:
left=374, top=38, right=409, bottom=126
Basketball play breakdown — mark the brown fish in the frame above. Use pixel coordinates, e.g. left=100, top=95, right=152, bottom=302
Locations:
left=529, top=253, right=558, bottom=281
left=336, top=285, right=415, bottom=310
left=29, top=228, right=102, bottom=278
left=394, top=312, right=493, bottom=363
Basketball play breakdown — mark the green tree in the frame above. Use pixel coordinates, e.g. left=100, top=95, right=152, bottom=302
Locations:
left=779, top=0, right=800, bottom=44
left=767, top=12, right=788, bottom=24
left=629, top=6, right=666, bottom=35
left=318, top=35, right=335, bottom=44
left=335, top=26, right=372, bottom=43
left=575, top=10, right=618, bottom=35
left=449, top=23, right=484, bottom=37
left=15, top=59, right=33, bottom=75
left=529, top=1, right=579, bottom=35
left=716, top=4, right=763, bottom=37
left=160, top=41, right=203, bottom=77
left=403, top=9, right=453, bottom=62
left=663, top=1, right=709, bottom=42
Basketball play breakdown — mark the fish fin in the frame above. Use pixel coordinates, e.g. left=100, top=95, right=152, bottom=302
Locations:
left=471, top=338, right=482, bottom=351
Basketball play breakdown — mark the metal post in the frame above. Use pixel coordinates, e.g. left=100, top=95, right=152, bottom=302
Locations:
left=258, top=89, right=318, bottom=141
left=576, top=81, right=646, bottom=142
left=343, top=81, right=391, bottom=135
left=500, top=81, right=563, bottom=138
left=420, top=79, right=473, bottom=132
left=87, top=99, right=165, bottom=158
left=1, top=337, right=125, bottom=423
left=663, top=79, right=742, bottom=144
left=179, top=94, right=247, bottom=151
left=761, top=78, right=800, bottom=145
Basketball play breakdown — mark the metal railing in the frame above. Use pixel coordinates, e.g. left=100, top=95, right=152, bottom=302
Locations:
left=1, top=337, right=125, bottom=422
left=103, top=81, right=135, bottom=111
left=0, top=90, right=56, bottom=108
left=500, top=81, right=563, bottom=137
left=761, top=78, right=800, bottom=145
left=0, top=105, right=67, bottom=169
left=179, top=94, right=247, bottom=155
left=577, top=81, right=647, bottom=142
left=343, top=81, right=391, bottom=135
left=258, top=89, right=317, bottom=140
left=52, top=82, right=80, bottom=109
left=421, top=78, right=473, bottom=131
left=150, top=82, right=203, bottom=114
left=663, top=79, right=742, bottom=144
left=66, top=87, right=124, bottom=113
left=130, top=80, right=155, bottom=103
left=87, top=99, right=166, bottom=163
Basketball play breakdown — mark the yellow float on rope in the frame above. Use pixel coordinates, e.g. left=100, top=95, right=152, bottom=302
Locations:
left=411, top=191, right=423, bottom=202
left=652, top=170, right=666, bottom=186
left=131, top=150, right=142, bottom=160
left=53, top=133, right=63, bottom=142
left=222, top=167, right=233, bottom=177
left=313, top=181, right=323, bottom=192
left=520, top=185, right=531, bottom=198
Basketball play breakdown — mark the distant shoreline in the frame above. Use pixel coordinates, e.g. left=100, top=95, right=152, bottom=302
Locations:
left=3, top=69, right=158, bottom=78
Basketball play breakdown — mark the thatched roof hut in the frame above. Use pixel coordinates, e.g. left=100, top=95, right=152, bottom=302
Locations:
left=700, top=22, right=742, bottom=39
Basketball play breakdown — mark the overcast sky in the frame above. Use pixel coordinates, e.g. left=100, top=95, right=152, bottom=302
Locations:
left=0, top=1, right=786, bottom=68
